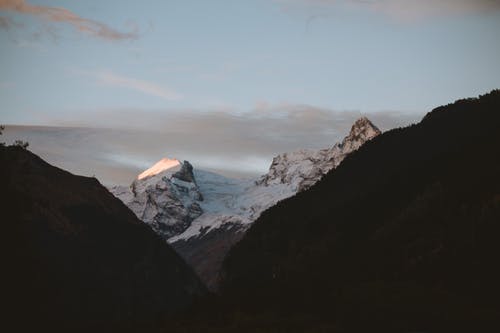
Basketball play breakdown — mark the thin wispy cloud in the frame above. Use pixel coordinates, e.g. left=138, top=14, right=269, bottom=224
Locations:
left=276, top=0, right=500, bottom=20
left=90, top=70, right=183, bottom=101
left=0, top=0, right=137, bottom=40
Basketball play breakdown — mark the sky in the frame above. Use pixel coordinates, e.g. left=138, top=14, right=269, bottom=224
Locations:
left=1, top=0, right=500, bottom=183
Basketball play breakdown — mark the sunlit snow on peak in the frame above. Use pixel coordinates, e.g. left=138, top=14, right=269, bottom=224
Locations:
left=137, top=157, right=181, bottom=180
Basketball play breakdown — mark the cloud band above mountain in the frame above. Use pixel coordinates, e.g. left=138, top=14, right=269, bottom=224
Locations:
left=5, top=106, right=423, bottom=184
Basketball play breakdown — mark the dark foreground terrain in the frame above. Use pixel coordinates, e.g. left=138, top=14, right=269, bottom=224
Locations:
left=1, top=146, right=206, bottom=332
left=171, top=91, right=500, bottom=332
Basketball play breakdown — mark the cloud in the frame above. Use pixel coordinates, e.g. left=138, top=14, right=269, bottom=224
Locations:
left=0, top=0, right=137, bottom=40
left=30, top=105, right=423, bottom=184
left=82, top=70, right=183, bottom=101
left=276, top=0, right=500, bottom=20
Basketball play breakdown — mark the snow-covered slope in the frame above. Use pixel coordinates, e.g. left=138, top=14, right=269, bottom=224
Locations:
left=257, top=116, right=382, bottom=191
left=110, top=117, right=381, bottom=289
left=168, top=170, right=297, bottom=242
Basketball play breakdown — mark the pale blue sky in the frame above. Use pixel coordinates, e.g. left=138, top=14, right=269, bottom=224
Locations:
left=1, top=0, right=500, bottom=126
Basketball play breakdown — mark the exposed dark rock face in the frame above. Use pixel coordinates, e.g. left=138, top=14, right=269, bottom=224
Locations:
left=172, top=221, right=246, bottom=291
left=0, top=147, right=207, bottom=332
left=173, top=160, right=198, bottom=185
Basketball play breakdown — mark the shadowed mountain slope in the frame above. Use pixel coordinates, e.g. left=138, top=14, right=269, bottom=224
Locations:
left=220, top=90, right=500, bottom=331
left=171, top=91, right=500, bottom=332
left=0, top=146, right=206, bottom=332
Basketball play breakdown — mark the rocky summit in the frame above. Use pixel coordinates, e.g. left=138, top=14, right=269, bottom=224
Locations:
left=110, top=159, right=204, bottom=240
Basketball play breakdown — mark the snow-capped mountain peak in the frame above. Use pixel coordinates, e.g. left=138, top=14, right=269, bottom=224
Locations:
left=257, top=117, right=381, bottom=191
left=109, top=117, right=381, bottom=290
left=110, top=159, right=203, bottom=239
left=137, top=157, right=181, bottom=180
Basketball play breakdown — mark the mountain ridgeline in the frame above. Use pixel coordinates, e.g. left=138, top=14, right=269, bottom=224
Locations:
left=0, top=147, right=206, bottom=332
left=174, top=90, right=500, bottom=331
left=110, top=117, right=381, bottom=291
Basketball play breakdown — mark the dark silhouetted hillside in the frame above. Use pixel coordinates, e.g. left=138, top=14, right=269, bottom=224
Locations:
left=0, top=146, right=207, bottom=332
left=171, top=90, right=500, bottom=332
